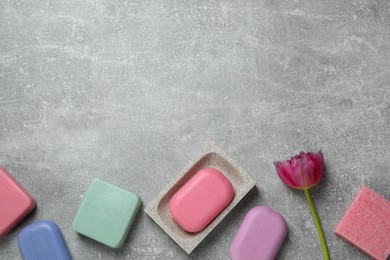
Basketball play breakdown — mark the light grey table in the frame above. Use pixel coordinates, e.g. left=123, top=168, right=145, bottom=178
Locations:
left=1, top=0, right=389, bottom=259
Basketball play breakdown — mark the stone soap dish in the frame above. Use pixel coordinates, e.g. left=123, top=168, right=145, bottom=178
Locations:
left=144, top=142, right=256, bottom=254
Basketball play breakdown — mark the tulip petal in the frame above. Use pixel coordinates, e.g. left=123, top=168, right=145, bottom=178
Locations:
left=283, top=161, right=301, bottom=187
left=274, top=161, right=297, bottom=188
left=294, top=157, right=310, bottom=188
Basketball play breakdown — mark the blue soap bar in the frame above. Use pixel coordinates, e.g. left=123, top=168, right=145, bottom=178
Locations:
left=18, top=220, right=71, bottom=260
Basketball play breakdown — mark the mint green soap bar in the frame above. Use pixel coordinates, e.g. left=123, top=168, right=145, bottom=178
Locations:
left=73, top=179, right=141, bottom=248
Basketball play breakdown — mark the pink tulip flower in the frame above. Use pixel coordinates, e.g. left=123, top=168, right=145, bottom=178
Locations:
left=274, top=151, right=329, bottom=260
left=274, top=151, right=324, bottom=190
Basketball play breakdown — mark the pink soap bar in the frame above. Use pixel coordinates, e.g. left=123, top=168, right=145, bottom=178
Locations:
left=230, top=206, right=287, bottom=260
left=0, top=167, right=36, bottom=237
left=335, top=186, right=390, bottom=260
left=169, top=167, right=234, bottom=233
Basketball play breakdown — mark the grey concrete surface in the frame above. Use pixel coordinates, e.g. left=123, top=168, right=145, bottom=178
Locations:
left=1, top=0, right=389, bottom=259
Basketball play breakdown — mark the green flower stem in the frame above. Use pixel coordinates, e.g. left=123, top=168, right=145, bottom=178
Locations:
left=304, top=188, right=330, bottom=260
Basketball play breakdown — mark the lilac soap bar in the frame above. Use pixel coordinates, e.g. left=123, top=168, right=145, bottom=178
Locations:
left=230, top=206, right=287, bottom=260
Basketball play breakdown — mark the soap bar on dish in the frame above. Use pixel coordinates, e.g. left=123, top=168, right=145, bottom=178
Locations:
left=230, top=206, right=287, bottom=260
left=18, top=220, right=71, bottom=260
left=169, top=167, right=234, bottom=233
left=0, top=167, right=36, bottom=237
left=335, top=186, right=390, bottom=260
left=73, top=179, right=141, bottom=248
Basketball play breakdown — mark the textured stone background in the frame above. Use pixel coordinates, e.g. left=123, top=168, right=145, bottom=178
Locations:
left=1, top=0, right=389, bottom=259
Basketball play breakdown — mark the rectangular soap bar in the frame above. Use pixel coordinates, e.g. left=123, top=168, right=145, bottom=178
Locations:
left=335, top=186, right=390, bottom=260
left=18, top=220, right=71, bottom=260
left=73, top=179, right=141, bottom=248
left=0, top=167, right=36, bottom=237
left=169, top=167, right=234, bottom=233
left=230, top=206, right=287, bottom=260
